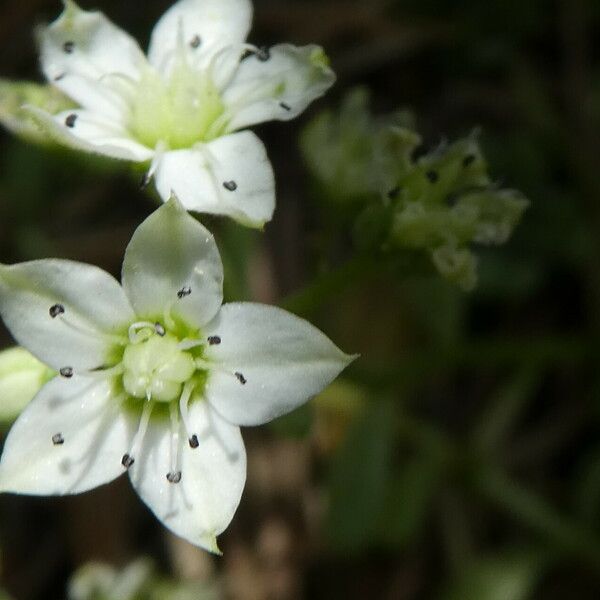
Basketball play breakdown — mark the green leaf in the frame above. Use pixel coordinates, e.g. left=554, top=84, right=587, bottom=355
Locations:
left=326, top=399, right=396, bottom=553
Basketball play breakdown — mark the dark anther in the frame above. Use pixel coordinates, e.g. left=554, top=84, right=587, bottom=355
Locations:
left=121, top=454, right=134, bottom=468
left=177, top=286, right=192, bottom=299
left=167, top=471, right=182, bottom=483
left=426, top=170, right=439, bottom=183
left=279, top=102, right=291, bottom=111
left=256, top=46, right=270, bottom=61
left=65, top=114, right=78, bottom=128
left=54, top=73, right=66, bottom=82
left=59, top=367, right=73, bottom=378
left=139, top=172, right=150, bottom=189
left=63, top=41, right=75, bottom=54
left=49, top=303, right=65, bottom=318
left=241, top=48, right=253, bottom=61
left=462, top=154, right=476, bottom=168
left=207, top=335, right=221, bottom=345
left=189, top=34, right=202, bottom=49
left=189, top=435, right=199, bottom=448
left=154, top=323, right=166, bottom=336
left=52, top=433, right=64, bottom=445
left=387, top=186, right=400, bottom=200
left=223, top=180, right=238, bottom=192
left=235, top=372, right=247, bottom=385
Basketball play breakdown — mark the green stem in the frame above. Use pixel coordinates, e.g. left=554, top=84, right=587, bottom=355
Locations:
left=281, top=255, right=374, bottom=316
left=474, top=468, right=600, bottom=569
left=395, top=413, right=600, bottom=568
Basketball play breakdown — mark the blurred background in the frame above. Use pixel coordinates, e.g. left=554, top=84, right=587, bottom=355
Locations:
left=1, top=0, right=600, bottom=598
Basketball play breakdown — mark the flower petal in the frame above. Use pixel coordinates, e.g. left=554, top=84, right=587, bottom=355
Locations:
left=148, top=0, right=253, bottom=74
left=129, top=401, right=246, bottom=552
left=203, top=303, right=356, bottom=426
left=0, top=376, right=135, bottom=495
left=25, top=106, right=154, bottom=162
left=0, top=259, right=134, bottom=371
left=122, top=200, right=223, bottom=329
left=39, top=1, right=145, bottom=116
left=153, top=132, right=275, bottom=227
left=224, top=44, right=336, bottom=131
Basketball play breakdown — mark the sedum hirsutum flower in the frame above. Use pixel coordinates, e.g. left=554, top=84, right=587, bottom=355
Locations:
left=22, top=0, right=335, bottom=227
left=0, top=200, right=353, bottom=552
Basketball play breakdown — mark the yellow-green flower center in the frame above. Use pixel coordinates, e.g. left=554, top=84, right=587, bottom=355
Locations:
left=129, top=63, right=226, bottom=149
left=122, top=332, right=195, bottom=403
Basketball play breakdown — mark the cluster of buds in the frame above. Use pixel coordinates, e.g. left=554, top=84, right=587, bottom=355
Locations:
left=302, top=88, right=529, bottom=290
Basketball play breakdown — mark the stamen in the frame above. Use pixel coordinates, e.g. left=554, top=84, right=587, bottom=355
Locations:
left=168, top=402, right=182, bottom=482
left=256, top=46, right=270, bottom=61
left=194, top=359, right=247, bottom=385
left=139, top=172, right=151, bottom=189
left=65, top=114, right=78, bottom=128
left=82, top=363, right=124, bottom=379
left=128, top=321, right=156, bottom=343
left=279, top=102, right=291, bottom=111
left=235, top=372, right=247, bottom=385
left=49, top=303, right=65, bottom=318
left=121, top=454, right=134, bottom=468
left=222, top=180, right=238, bottom=192
left=63, top=41, right=75, bottom=54
left=54, top=73, right=66, bottom=82
left=167, top=471, right=182, bottom=483
left=59, top=367, right=73, bottom=378
left=178, top=381, right=198, bottom=449
left=177, top=339, right=204, bottom=351
left=56, top=314, right=128, bottom=345
left=122, top=400, right=154, bottom=469
left=189, top=34, right=202, bottom=49
left=154, top=322, right=166, bottom=337
left=177, top=286, right=192, bottom=299
left=52, top=433, right=64, bottom=445
left=207, top=335, right=221, bottom=345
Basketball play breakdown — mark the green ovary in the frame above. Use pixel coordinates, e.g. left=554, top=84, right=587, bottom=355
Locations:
left=122, top=334, right=195, bottom=403
left=129, top=64, right=226, bottom=149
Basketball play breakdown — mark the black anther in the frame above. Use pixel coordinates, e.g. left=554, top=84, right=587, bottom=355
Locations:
left=235, top=372, right=247, bottom=385
left=52, top=433, right=64, bottom=445
left=49, top=303, right=65, bottom=318
left=59, top=367, right=73, bottom=378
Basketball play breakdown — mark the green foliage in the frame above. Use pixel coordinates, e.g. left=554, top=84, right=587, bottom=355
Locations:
left=301, top=89, right=529, bottom=290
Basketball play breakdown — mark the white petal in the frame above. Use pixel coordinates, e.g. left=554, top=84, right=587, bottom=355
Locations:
left=148, top=0, right=253, bottom=74
left=223, top=44, right=336, bottom=131
left=39, top=1, right=145, bottom=117
left=153, top=132, right=275, bottom=227
left=0, top=376, right=135, bottom=495
left=129, top=401, right=246, bottom=552
left=26, top=106, right=154, bottom=162
left=0, top=260, right=134, bottom=371
left=204, top=303, right=356, bottom=426
left=122, top=200, right=223, bottom=329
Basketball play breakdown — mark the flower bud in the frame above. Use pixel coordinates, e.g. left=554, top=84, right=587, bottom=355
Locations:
left=0, top=347, right=55, bottom=422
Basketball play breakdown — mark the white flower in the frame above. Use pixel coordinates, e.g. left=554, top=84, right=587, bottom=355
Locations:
left=0, top=199, right=354, bottom=552
left=26, top=0, right=336, bottom=227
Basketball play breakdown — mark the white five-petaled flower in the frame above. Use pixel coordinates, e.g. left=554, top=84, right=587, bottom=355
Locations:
left=29, top=0, right=336, bottom=227
left=0, top=200, right=354, bottom=552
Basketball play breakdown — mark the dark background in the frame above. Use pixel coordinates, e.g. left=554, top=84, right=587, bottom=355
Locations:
left=1, top=0, right=600, bottom=598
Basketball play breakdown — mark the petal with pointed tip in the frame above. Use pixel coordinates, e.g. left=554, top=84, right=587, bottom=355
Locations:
left=148, top=0, right=252, bottom=74
left=122, top=200, right=223, bottom=329
left=128, top=401, right=246, bottom=552
left=39, top=0, right=145, bottom=116
left=26, top=106, right=153, bottom=161
left=203, top=303, right=356, bottom=426
left=0, top=259, right=134, bottom=371
left=0, top=376, right=135, bottom=495
left=153, top=132, right=275, bottom=227
left=224, top=44, right=336, bottom=131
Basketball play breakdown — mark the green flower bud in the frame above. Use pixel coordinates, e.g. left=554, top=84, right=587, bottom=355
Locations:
left=0, top=79, right=75, bottom=144
left=0, top=347, right=55, bottom=422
